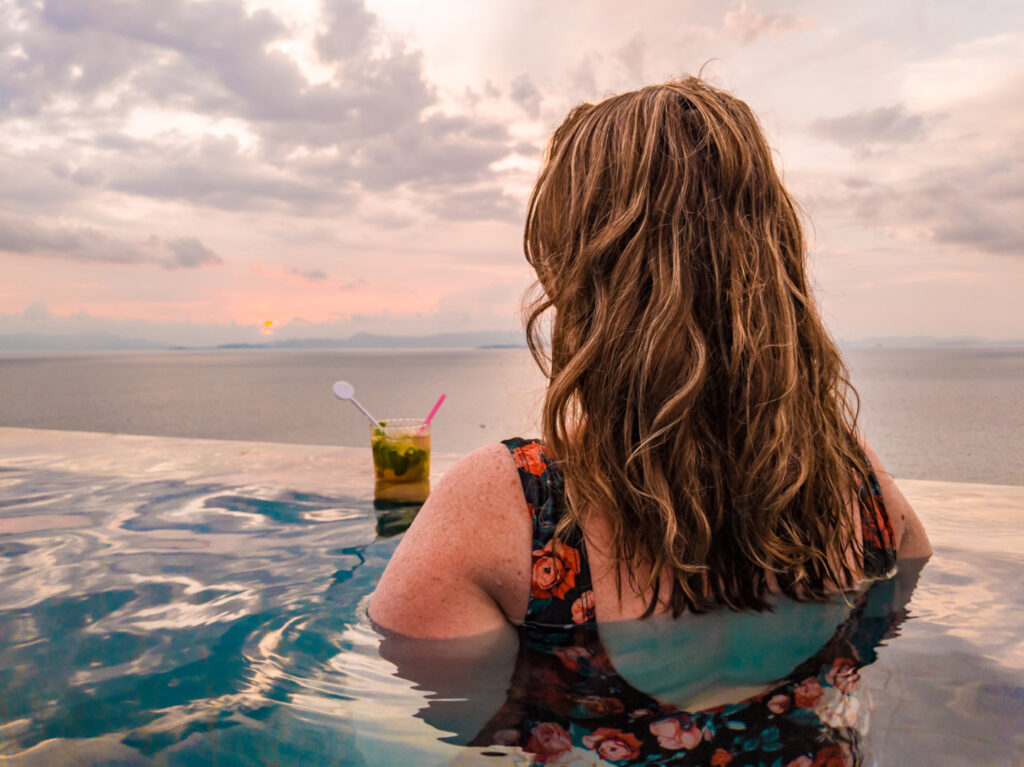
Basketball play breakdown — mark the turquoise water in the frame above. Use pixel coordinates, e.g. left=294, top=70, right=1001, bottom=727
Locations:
left=1, top=429, right=1023, bottom=765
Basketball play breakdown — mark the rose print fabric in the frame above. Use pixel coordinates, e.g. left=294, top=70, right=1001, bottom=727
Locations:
left=473, top=578, right=908, bottom=766
left=504, top=437, right=595, bottom=627
left=484, top=437, right=904, bottom=766
left=855, top=465, right=898, bottom=581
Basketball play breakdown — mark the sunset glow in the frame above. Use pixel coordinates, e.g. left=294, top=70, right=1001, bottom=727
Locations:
left=1, top=1, right=1021, bottom=346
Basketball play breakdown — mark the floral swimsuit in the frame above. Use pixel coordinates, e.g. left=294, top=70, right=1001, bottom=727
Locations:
left=468, top=438, right=902, bottom=767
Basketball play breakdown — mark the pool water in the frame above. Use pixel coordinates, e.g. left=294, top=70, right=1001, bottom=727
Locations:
left=0, top=428, right=1022, bottom=766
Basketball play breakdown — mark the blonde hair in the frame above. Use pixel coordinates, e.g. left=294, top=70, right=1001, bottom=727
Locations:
left=524, top=78, right=870, bottom=614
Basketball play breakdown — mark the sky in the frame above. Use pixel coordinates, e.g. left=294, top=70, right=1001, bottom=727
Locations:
left=1, top=0, right=1023, bottom=346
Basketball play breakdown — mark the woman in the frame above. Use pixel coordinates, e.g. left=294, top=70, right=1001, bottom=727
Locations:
left=369, top=77, right=930, bottom=640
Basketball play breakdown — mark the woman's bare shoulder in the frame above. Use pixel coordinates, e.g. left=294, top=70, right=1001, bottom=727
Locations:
left=860, top=439, right=932, bottom=560
left=368, top=442, right=533, bottom=637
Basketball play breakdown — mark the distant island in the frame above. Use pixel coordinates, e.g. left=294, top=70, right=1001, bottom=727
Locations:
left=213, top=331, right=529, bottom=350
left=0, top=330, right=529, bottom=352
left=0, top=332, right=167, bottom=352
left=838, top=335, right=1024, bottom=349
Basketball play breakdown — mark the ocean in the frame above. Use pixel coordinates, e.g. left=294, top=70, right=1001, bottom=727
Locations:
left=1, top=346, right=1022, bottom=485
left=1, top=353, right=1023, bottom=765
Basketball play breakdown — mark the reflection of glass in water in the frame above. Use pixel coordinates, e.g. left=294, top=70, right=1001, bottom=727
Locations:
left=373, top=478, right=430, bottom=507
left=374, top=498, right=427, bottom=537
left=377, top=560, right=926, bottom=766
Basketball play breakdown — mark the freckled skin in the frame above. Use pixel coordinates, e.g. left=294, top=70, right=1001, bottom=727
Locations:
left=370, top=443, right=533, bottom=638
left=369, top=441, right=929, bottom=637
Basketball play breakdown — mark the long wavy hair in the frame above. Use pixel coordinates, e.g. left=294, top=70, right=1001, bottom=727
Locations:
left=523, top=78, right=871, bottom=615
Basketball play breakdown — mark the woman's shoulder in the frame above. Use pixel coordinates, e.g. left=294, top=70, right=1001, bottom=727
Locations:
left=439, top=440, right=546, bottom=553
left=450, top=440, right=527, bottom=487
left=444, top=439, right=552, bottom=511
left=368, top=441, right=534, bottom=637
left=860, top=439, right=931, bottom=560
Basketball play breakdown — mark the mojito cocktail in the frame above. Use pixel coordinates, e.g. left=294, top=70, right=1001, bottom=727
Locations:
left=370, top=419, right=431, bottom=483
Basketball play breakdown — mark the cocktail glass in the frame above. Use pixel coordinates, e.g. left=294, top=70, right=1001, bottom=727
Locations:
left=370, top=418, right=431, bottom=503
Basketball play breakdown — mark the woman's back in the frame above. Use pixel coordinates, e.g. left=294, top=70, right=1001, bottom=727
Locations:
left=369, top=76, right=930, bottom=639
left=368, top=434, right=928, bottom=636
left=371, top=438, right=927, bottom=764
left=378, top=554, right=927, bottom=766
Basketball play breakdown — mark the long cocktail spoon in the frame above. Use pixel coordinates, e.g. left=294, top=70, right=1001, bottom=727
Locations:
left=332, top=380, right=380, bottom=427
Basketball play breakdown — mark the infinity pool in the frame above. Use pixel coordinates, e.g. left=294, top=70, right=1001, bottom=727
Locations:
left=0, top=428, right=1022, bottom=766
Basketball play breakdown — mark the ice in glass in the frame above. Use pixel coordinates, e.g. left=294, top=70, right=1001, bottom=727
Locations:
left=370, top=419, right=430, bottom=483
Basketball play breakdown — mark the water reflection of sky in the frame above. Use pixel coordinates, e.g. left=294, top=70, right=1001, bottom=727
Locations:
left=0, top=428, right=1022, bottom=766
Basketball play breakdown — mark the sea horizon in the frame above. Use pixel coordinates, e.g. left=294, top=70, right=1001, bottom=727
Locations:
left=2, top=346, right=1022, bottom=487
left=3, top=330, right=1024, bottom=354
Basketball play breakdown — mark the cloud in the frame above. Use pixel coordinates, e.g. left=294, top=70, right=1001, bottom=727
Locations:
left=804, top=51, right=1024, bottom=260
left=426, top=187, right=521, bottom=223
left=0, top=214, right=149, bottom=265
left=0, top=146, right=87, bottom=212
left=569, top=55, right=599, bottom=99
left=249, top=263, right=331, bottom=283
left=834, top=151, right=1024, bottom=258
left=166, top=237, right=220, bottom=268
left=723, top=3, right=811, bottom=45
left=251, top=265, right=366, bottom=287
left=916, top=177, right=1024, bottom=256
left=0, top=303, right=258, bottom=346
left=22, top=300, right=54, bottom=321
left=514, top=141, right=541, bottom=158
left=287, top=267, right=328, bottom=282
left=360, top=212, right=415, bottom=230
left=614, top=33, right=646, bottom=82
left=24, top=0, right=429, bottom=133
left=37, top=0, right=337, bottom=124
left=0, top=0, right=519, bottom=221
left=810, top=104, right=930, bottom=148
left=509, top=74, right=542, bottom=119
left=65, top=133, right=341, bottom=212
left=334, top=114, right=513, bottom=191
left=0, top=214, right=222, bottom=268
left=316, top=0, right=377, bottom=62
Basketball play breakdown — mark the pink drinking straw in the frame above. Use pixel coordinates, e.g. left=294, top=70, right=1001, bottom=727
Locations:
left=421, top=393, right=446, bottom=432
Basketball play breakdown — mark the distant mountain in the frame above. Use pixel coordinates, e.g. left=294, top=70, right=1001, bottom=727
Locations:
left=4, top=330, right=1020, bottom=353
left=0, top=333, right=167, bottom=351
left=0, top=330, right=528, bottom=352
left=840, top=335, right=1024, bottom=349
left=263, top=331, right=527, bottom=349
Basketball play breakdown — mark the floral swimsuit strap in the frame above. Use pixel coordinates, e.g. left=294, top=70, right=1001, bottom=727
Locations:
left=502, top=438, right=595, bottom=626
left=854, top=456, right=898, bottom=579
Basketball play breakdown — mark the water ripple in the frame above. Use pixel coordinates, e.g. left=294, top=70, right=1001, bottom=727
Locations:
left=1, top=447, right=1022, bottom=765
